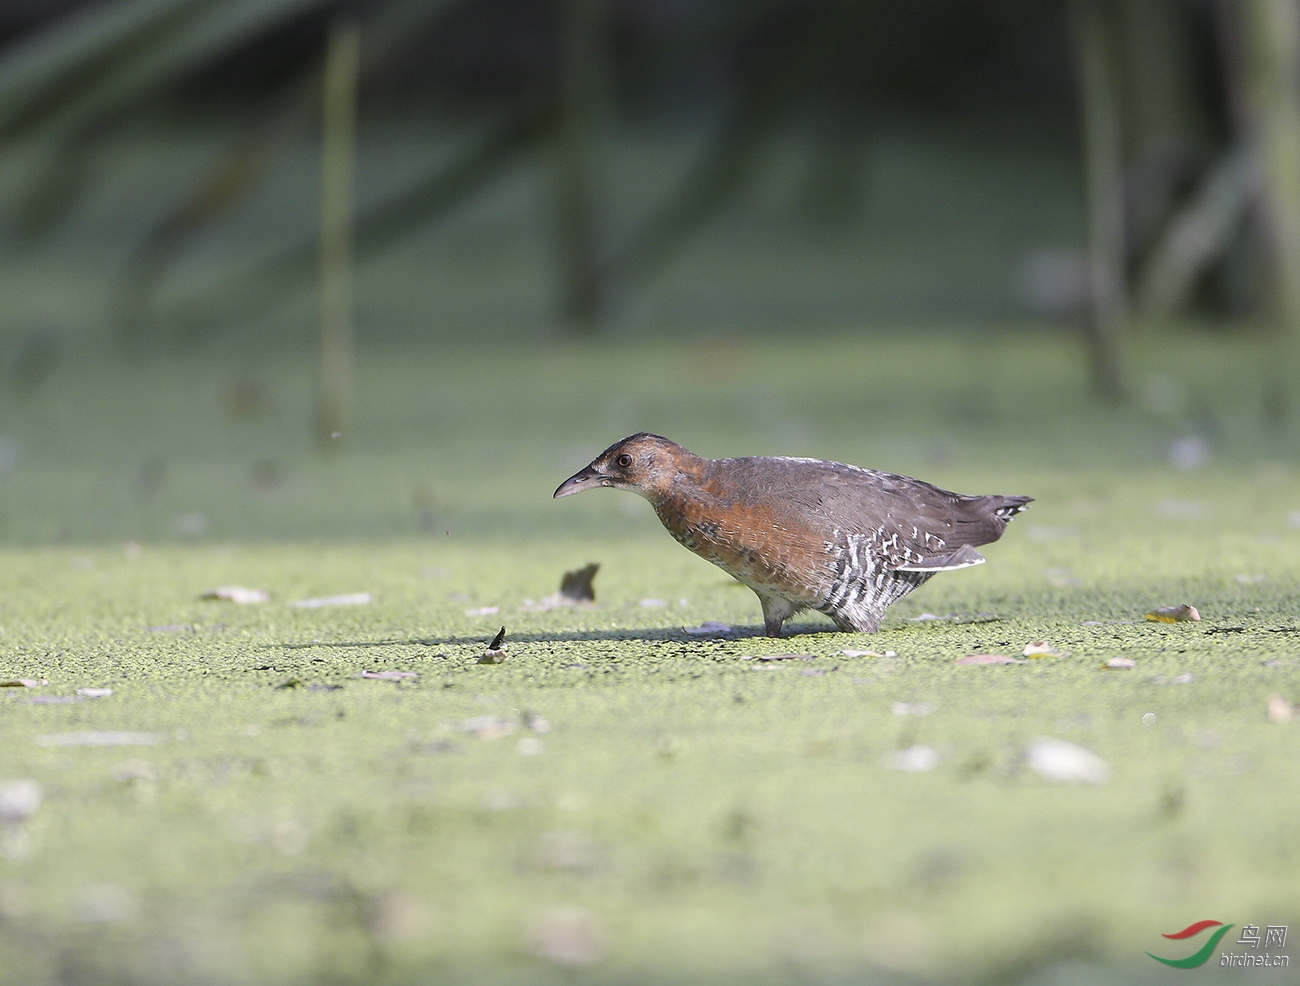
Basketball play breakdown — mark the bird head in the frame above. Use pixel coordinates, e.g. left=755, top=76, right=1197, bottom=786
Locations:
left=553, top=433, right=690, bottom=501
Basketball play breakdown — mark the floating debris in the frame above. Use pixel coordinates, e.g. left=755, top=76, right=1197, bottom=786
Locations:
left=75, top=687, right=113, bottom=698
left=358, top=670, right=417, bottom=680
left=1267, top=694, right=1294, bottom=724
left=521, top=564, right=601, bottom=611
left=479, top=627, right=508, bottom=664
left=1022, top=641, right=1062, bottom=658
left=465, top=606, right=500, bottom=617
left=683, top=621, right=734, bottom=636
left=0, top=780, right=42, bottom=823
left=1103, top=657, right=1136, bottom=670
left=0, top=679, right=45, bottom=689
left=742, top=653, right=816, bottom=662
left=955, top=654, right=1026, bottom=665
left=841, top=649, right=894, bottom=658
left=885, top=745, right=940, bottom=772
left=1145, top=604, right=1201, bottom=623
left=521, top=712, right=551, bottom=734
left=36, top=732, right=163, bottom=748
left=890, top=702, right=933, bottom=717
left=201, top=586, right=269, bottom=604
left=459, top=716, right=516, bottom=740
left=1026, top=737, right=1109, bottom=784
left=559, top=563, right=598, bottom=602
left=525, top=905, right=607, bottom=967
left=290, top=592, right=371, bottom=609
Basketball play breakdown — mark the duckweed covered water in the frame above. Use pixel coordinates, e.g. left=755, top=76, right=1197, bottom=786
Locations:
left=0, top=332, right=1297, bottom=984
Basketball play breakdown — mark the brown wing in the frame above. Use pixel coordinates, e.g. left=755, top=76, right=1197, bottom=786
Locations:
left=722, top=456, right=1030, bottom=572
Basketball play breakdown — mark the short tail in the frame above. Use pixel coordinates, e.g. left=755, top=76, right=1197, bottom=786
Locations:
left=992, top=496, right=1033, bottom=521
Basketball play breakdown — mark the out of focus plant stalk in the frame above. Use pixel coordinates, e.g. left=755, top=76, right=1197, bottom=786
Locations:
left=1070, top=0, right=1128, bottom=400
left=1242, top=0, right=1300, bottom=426
left=317, top=16, right=359, bottom=448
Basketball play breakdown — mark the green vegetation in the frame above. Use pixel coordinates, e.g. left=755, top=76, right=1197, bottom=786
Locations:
left=0, top=331, right=1297, bottom=984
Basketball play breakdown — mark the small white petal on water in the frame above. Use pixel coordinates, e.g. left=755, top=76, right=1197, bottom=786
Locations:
left=1266, top=694, right=1294, bottom=724
left=1026, top=737, right=1109, bottom=784
left=1103, top=658, right=1136, bottom=670
left=75, top=688, right=113, bottom=698
left=290, top=592, right=371, bottom=609
left=525, top=906, right=607, bottom=967
left=36, top=732, right=163, bottom=748
left=885, top=746, right=940, bottom=772
left=890, top=702, right=933, bottom=717
left=683, top=621, right=733, bottom=636
left=0, top=780, right=42, bottom=823
left=201, top=586, right=269, bottom=604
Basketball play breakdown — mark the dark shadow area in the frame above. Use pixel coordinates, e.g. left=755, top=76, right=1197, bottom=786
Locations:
left=265, top=617, right=1005, bottom=651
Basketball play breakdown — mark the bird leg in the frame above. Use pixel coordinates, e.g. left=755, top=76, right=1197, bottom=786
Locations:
left=758, top=593, right=798, bottom=638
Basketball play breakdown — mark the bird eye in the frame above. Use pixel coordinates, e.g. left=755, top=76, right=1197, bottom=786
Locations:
left=615, top=453, right=633, bottom=468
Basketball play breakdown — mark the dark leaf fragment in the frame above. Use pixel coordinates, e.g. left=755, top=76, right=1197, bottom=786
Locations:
left=559, top=563, right=599, bottom=603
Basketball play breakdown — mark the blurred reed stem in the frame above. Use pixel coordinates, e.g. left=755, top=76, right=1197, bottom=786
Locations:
left=1242, top=0, right=1300, bottom=427
left=317, top=16, right=359, bottom=448
left=1070, top=0, right=1128, bottom=400
left=553, top=0, right=608, bottom=331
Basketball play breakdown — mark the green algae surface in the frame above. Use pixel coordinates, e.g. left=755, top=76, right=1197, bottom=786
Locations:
left=1, top=332, right=1298, bottom=985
